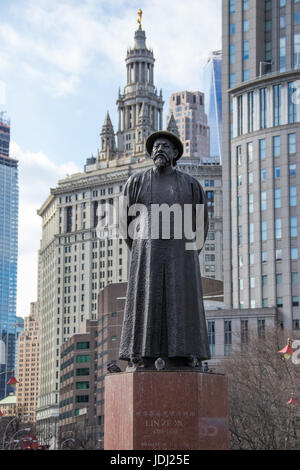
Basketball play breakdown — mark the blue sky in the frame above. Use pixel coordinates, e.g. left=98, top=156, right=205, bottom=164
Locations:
left=0, top=0, right=221, bottom=317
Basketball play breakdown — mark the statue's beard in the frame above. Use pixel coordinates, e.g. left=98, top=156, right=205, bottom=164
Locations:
left=153, top=153, right=171, bottom=168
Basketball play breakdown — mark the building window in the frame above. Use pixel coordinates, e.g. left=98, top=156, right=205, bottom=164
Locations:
left=66, top=206, right=72, bottom=233
left=291, top=248, right=298, bottom=260
left=230, top=44, right=236, bottom=64
left=288, top=82, right=297, bottom=122
left=76, top=368, right=90, bottom=376
left=289, top=164, right=296, bottom=176
left=249, top=223, right=254, bottom=243
left=280, top=38, right=286, bottom=72
left=262, top=275, right=268, bottom=286
left=288, top=133, right=296, bottom=154
left=249, top=193, right=254, bottom=213
left=290, top=217, right=298, bottom=237
left=243, top=20, right=249, bottom=32
left=274, top=188, right=281, bottom=209
left=237, top=95, right=243, bottom=135
left=230, top=73, right=236, bottom=87
left=243, top=41, right=249, bottom=60
left=261, top=168, right=266, bottom=182
left=273, top=136, right=280, bottom=157
left=230, top=0, right=235, bottom=13
left=76, top=395, right=89, bottom=403
left=259, top=138, right=266, bottom=159
left=290, top=186, right=297, bottom=206
left=293, top=320, right=300, bottom=330
left=262, top=251, right=268, bottom=263
left=77, top=342, right=90, bottom=350
left=276, top=249, right=282, bottom=261
left=208, top=321, right=215, bottom=357
left=292, top=272, right=299, bottom=284
left=294, top=33, right=300, bottom=68
left=265, top=41, right=272, bottom=63
left=261, top=190, right=267, bottom=211
left=280, top=16, right=286, bottom=29
left=247, top=91, right=254, bottom=132
left=263, top=298, right=269, bottom=307
left=274, top=166, right=280, bottom=178
left=260, top=88, right=268, bottom=129
left=238, top=196, right=242, bottom=216
left=238, top=226, right=243, bottom=245
left=277, top=297, right=283, bottom=308
left=293, top=296, right=299, bottom=307
left=224, top=321, right=232, bottom=356
left=261, top=221, right=267, bottom=241
left=273, top=85, right=282, bottom=125
left=237, top=145, right=242, bottom=165
left=265, top=0, right=272, bottom=11
left=265, top=20, right=272, bottom=32
left=275, top=219, right=282, bottom=239
left=247, top=142, right=253, bottom=162
left=76, top=382, right=90, bottom=390
left=243, top=0, right=249, bottom=10
left=230, top=23, right=236, bottom=35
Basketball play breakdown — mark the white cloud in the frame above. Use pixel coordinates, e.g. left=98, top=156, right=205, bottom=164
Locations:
left=11, top=141, right=80, bottom=317
left=0, top=0, right=221, bottom=96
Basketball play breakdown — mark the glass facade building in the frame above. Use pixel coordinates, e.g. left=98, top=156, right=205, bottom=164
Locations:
left=0, top=114, right=19, bottom=399
left=203, top=50, right=223, bottom=163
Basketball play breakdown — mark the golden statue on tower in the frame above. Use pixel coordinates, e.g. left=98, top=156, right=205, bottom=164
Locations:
left=137, top=8, right=142, bottom=28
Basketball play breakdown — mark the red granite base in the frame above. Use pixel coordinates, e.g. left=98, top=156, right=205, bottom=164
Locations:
left=104, top=371, right=229, bottom=450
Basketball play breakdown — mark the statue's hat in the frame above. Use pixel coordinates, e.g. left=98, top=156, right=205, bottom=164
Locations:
left=146, top=130, right=184, bottom=161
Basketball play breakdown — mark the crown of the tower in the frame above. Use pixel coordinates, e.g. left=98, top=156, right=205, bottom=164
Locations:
left=115, top=25, right=164, bottom=158
left=101, top=111, right=114, bottom=135
left=99, top=111, right=115, bottom=160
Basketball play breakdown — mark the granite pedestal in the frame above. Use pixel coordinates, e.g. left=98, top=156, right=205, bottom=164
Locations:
left=104, top=371, right=229, bottom=450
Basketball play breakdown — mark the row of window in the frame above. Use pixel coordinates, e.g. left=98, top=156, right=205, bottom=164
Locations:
left=238, top=190, right=297, bottom=215
left=238, top=221, right=299, bottom=246
left=236, top=85, right=299, bottom=138
left=208, top=317, right=267, bottom=357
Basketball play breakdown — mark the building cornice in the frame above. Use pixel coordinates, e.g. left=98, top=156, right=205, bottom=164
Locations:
left=229, top=69, right=300, bottom=96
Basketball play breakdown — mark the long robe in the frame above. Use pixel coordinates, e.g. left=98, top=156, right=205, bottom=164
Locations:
left=119, top=166, right=211, bottom=361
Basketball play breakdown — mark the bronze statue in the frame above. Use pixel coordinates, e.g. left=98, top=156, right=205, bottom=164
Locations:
left=119, top=131, right=210, bottom=370
left=137, top=9, right=143, bottom=28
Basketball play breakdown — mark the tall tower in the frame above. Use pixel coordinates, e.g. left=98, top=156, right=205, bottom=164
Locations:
left=203, top=50, right=222, bottom=163
left=0, top=112, right=19, bottom=399
left=116, top=23, right=164, bottom=157
left=99, top=111, right=116, bottom=162
left=222, top=0, right=300, bottom=330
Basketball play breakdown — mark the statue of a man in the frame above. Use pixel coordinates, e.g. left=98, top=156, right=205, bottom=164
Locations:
left=119, top=131, right=211, bottom=370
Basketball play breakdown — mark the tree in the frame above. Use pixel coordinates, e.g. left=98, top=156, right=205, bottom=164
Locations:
left=218, top=326, right=300, bottom=450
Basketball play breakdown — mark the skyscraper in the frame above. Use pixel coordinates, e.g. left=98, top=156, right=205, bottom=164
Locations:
left=16, top=302, right=39, bottom=423
left=222, top=0, right=300, bottom=330
left=203, top=50, right=223, bottom=163
left=0, top=112, right=19, bottom=399
left=167, top=91, right=210, bottom=160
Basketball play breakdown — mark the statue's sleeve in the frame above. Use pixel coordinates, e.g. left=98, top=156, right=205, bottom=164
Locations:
left=119, top=174, right=137, bottom=250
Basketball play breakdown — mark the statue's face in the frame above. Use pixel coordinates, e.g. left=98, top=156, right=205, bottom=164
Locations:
left=151, top=137, right=178, bottom=168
